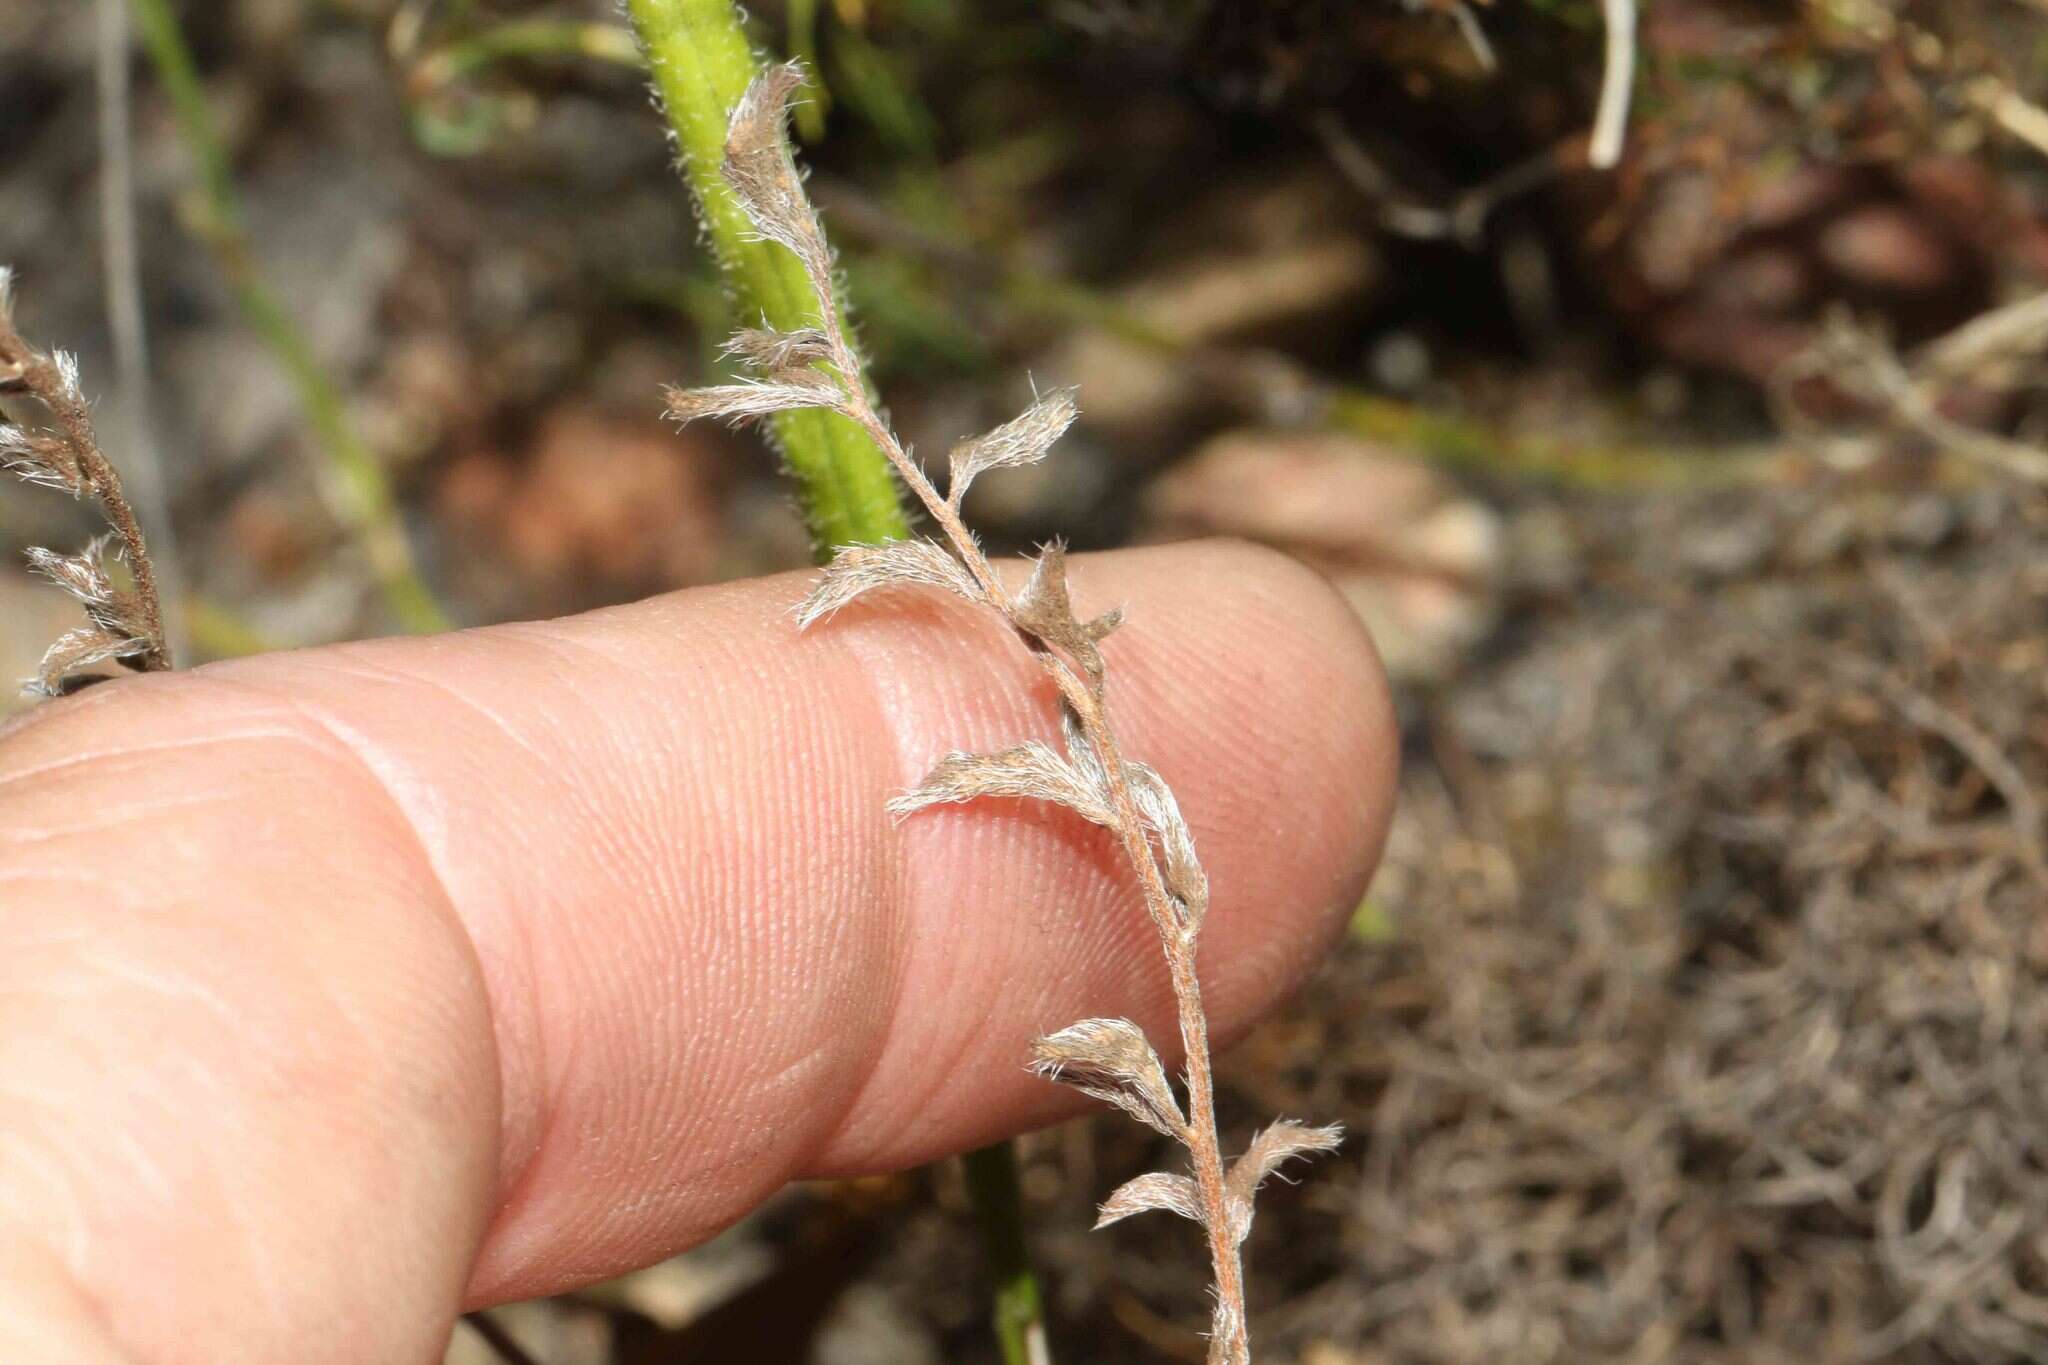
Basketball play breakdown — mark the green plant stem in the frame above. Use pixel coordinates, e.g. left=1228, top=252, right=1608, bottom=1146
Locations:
left=131, top=0, right=449, bottom=633
left=964, top=1143, right=1052, bottom=1365
left=626, top=0, right=909, bottom=555
left=624, top=6, right=1046, bottom=1361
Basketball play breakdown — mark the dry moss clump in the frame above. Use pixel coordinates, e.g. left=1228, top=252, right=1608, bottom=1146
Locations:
left=1225, top=483, right=2048, bottom=1364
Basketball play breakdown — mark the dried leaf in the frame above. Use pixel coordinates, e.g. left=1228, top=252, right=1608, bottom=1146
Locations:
left=26, top=539, right=118, bottom=612
left=1, top=424, right=82, bottom=494
left=26, top=537, right=151, bottom=646
left=1029, top=1017, right=1186, bottom=1138
left=27, top=624, right=147, bottom=698
left=1127, top=762, right=1210, bottom=927
left=722, top=64, right=834, bottom=298
left=947, top=388, right=1078, bottom=504
left=1095, top=1171, right=1204, bottom=1229
left=795, top=539, right=986, bottom=629
left=725, top=325, right=835, bottom=372
left=1009, top=542, right=1121, bottom=682
left=1224, top=1119, right=1344, bottom=1218
left=889, top=741, right=1117, bottom=827
left=663, top=376, right=843, bottom=427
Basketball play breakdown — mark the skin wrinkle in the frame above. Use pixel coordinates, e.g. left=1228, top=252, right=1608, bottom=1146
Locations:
left=231, top=666, right=552, bottom=1219
left=184, top=681, right=507, bottom=1236
left=0, top=725, right=311, bottom=794
left=807, top=604, right=955, bottom=1163
left=665, top=590, right=909, bottom=1190
left=397, top=646, right=619, bottom=1207
left=0, top=782, right=234, bottom=845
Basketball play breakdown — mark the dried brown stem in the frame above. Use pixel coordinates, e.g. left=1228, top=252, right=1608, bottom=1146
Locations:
left=0, top=270, right=171, bottom=690
left=665, top=66, right=1341, bottom=1362
left=809, top=246, right=1253, bottom=1362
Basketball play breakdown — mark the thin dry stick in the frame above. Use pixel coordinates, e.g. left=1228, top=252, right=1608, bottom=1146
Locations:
left=0, top=268, right=171, bottom=694
left=664, top=66, right=1341, bottom=1364
left=1775, top=305, right=2048, bottom=483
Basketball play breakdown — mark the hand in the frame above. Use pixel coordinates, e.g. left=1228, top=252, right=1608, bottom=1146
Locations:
left=0, top=541, right=1395, bottom=1364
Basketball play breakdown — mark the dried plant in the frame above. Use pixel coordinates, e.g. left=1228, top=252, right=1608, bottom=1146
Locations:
left=0, top=268, right=170, bottom=695
left=663, top=64, right=1341, bottom=1364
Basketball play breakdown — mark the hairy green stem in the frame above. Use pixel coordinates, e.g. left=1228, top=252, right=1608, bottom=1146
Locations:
left=624, top=7, right=1046, bottom=1361
left=131, top=0, right=448, bottom=633
left=626, top=0, right=908, bottom=554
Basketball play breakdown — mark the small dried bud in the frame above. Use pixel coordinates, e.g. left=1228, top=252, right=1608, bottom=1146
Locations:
left=795, top=539, right=986, bottom=629
left=947, top=388, right=1078, bottom=505
left=1029, top=1017, right=1186, bottom=1138
left=891, top=741, right=1117, bottom=827
left=1126, top=762, right=1209, bottom=929
left=1095, top=1171, right=1204, bottom=1229
left=1009, top=542, right=1121, bottom=684
left=663, top=375, right=844, bottom=427
left=722, top=64, right=835, bottom=297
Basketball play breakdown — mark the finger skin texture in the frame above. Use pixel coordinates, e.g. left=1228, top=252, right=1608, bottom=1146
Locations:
left=0, top=541, right=1395, bottom=1363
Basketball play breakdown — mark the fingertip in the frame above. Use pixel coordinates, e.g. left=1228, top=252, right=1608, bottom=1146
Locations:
left=1103, top=538, right=1398, bottom=1041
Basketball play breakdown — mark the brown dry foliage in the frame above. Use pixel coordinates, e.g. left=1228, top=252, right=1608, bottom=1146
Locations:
left=1234, top=485, right=2048, bottom=1363
left=0, top=267, right=169, bottom=694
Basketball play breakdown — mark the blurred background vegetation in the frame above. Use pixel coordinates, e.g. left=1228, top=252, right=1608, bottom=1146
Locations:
left=6, top=1, right=2048, bottom=1361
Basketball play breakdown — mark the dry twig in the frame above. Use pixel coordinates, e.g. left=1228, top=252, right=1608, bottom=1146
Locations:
left=1776, top=302, right=2048, bottom=483
left=664, top=64, right=1341, bottom=1364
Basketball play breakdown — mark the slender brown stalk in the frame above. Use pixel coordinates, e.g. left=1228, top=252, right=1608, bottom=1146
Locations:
left=664, top=65, right=1342, bottom=1363
left=807, top=225, right=1252, bottom=1360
